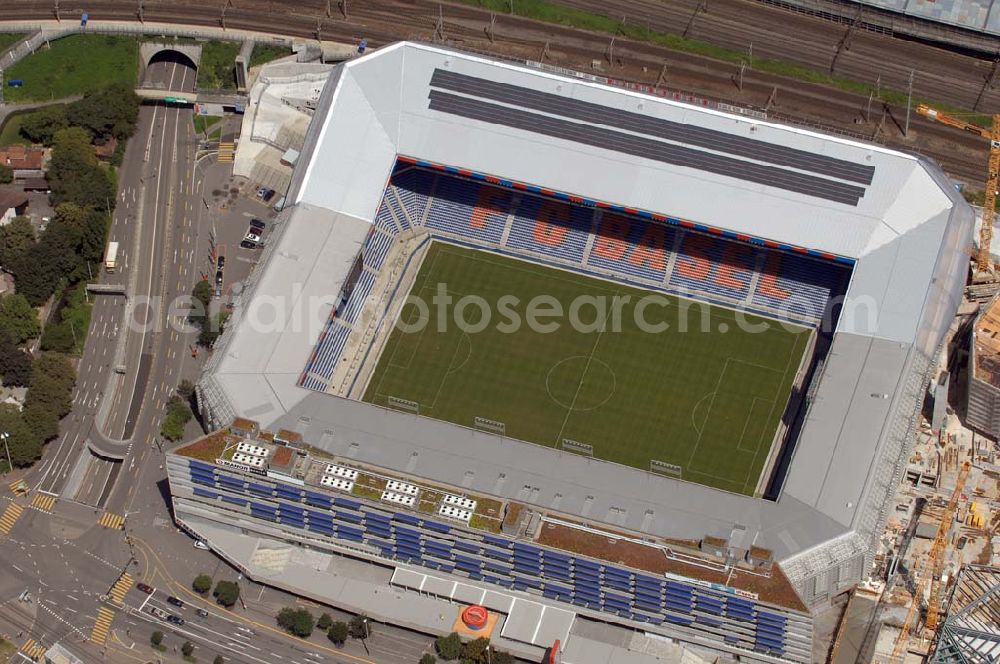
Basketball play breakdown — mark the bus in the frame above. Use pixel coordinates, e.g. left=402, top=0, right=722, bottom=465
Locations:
left=104, top=241, right=119, bottom=272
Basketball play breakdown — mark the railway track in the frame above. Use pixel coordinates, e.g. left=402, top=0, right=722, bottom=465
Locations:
left=0, top=0, right=992, bottom=184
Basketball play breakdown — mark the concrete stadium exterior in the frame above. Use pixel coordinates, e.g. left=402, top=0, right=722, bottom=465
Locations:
left=194, top=40, right=971, bottom=627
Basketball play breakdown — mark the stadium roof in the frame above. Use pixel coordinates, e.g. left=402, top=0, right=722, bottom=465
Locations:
left=294, top=42, right=951, bottom=263
left=203, top=42, right=972, bottom=574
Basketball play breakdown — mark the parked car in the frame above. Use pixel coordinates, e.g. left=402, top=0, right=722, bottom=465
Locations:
left=166, top=615, right=185, bottom=626
left=196, top=608, right=210, bottom=619
left=240, top=240, right=257, bottom=250
left=249, top=218, right=266, bottom=230
left=150, top=607, right=168, bottom=620
left=194, top=540, right=210, bottom=550
left=257, top=187, right=276, bottom=202
left=216, top=255, right=225, bottom=269
left=166, top=596, right=184, bottom=608
left=136, top=582, right=154, bottom=595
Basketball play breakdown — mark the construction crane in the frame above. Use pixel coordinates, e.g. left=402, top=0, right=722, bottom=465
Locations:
left=916, top=104, right=1000, bottom=275
left=889, top=460, right=971, bottom=661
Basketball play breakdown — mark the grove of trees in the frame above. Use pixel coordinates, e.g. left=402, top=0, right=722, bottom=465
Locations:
left=276, top=607, right=315, bottom=638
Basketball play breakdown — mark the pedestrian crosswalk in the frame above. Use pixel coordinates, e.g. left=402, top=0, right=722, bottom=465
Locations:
left=218, top=141, right=235, bottom=163
left=90, top=606, right=115, bottom=645
left=109, top=572, right=133, bottom=605
left=98, top=511, right=125, bottom=530
left=0, top=502, right=24, bottom=534
left=19, top=638, right=46, bottom=660
left=30, top=493, right=56, bottom=513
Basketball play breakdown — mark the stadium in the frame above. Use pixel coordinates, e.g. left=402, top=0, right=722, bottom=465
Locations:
left=180, top=42, right=973, bottom=662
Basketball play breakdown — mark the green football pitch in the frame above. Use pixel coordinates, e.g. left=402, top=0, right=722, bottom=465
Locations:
left=363, top=242, right=810, bottom=496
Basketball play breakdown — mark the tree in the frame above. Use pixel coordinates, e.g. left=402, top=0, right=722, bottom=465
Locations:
left=46, top=127, right=114, bottom=210
left=40, top=321, right=75, bottom=353
left=24, top=352, right=75, bottom=419
left=461, top=638, right=490, bottom=663
left=0, top=404, right=41, bottom=468
left=66, top=83, right=140, bottom=141
left=420, top=655, right=438, bottom=664
left=0, top=216, right=35, bottom=270
left=193, top=574, right=212, bottom=594
left=19, top=105, right=69, bottom=145
left=161, top=395, right=193, bottom=442
left=214, top=657, right=225, bottom=664
left=0, top=164, right=12, bottom=184
left=177, top=379, right=196, bottom=400
left=0, top=332, right=32, bottom=387
left=348, top=615, right=370, bottom=640
left=0, top=294, right=40, bottom=345
left=276, top=607, right=314, bottom=638
left=213, top=580, right=240, bottom=608
left=327, top=621, right=348, bottom=646
left=436, top=633, right=462, bottom=661
left=316, top=612, right=333, bottom=631
left=21, top=405, right=59, bottom=444
left=181, top=641, right=194, bottom=657
left=150, top=630, right=163, bottom=647
left=491, top=651, right=514, bottom=664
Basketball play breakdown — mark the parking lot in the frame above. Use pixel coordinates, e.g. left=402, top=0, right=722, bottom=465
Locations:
left=203, top=172, right=280, bottom=301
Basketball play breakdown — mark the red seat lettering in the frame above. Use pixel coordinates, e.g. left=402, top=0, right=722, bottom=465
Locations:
left=715, top=244, right=753, bottom=291
left=533, top=201, right=570, bottom=246
left=628, top=224, right=668, bottom=271
left=593, top=214, right=631, bottom=260
left=675, top=234, right=713, bottom=281
left=470, top=188, right=511, bottom=230
left=758, top=253, right=791, bottom=299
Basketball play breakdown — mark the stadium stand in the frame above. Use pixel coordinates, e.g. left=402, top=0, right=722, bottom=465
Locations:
left=178, top=456, right=814, bottom=662
left=300, top=161, right=851, bottom=391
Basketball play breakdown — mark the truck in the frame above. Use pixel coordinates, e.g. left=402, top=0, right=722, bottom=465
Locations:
left=104, top=241, right=119, bottom=273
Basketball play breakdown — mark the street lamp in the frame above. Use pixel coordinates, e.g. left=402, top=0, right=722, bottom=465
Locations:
left=1, top=432, right=11, bottom=474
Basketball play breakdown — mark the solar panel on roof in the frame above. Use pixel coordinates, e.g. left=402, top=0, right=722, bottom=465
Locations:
left=666, top=581, right=693, bottom=594
left=755, top=622, right=785, bottom=637
left=454, top=540, right=481, bottom=553
left=482, top=534, right=511, bottom=548
left=221, top=495, right=247, bottom=506
left=756, top=634, right=785, bottom=648
left=364, top=512, right=391, bottom=523
left=305, top=492, right=331, bottom=506
left=574, top=558, right=600, bottom=571
left=635, top=575, right=664, bottom=589
left=190, top=460, right=214, bottom=472
left=635, top=587, right=662, bottom=600
left=543, top=550, right=571, bottom=563
left=334, top=497, right=362, bottom=510
left=664, top=614, right=693, bottom=626
left=393, top=512, right=421, bottom=525
left=757, top=611, right=787, bottom=625
left=728, top=597, right=755, bottom=609
left=512, top=543, right=541, bottom=555
left=666, top=599, right=692, bottom=613
left=193, top=487, right=219, bottom=499
left=422, top=519, right=451, bottom=534
left=336, top=510, right=363, bottom=524
left=604, top=576, right=631, bottom=591
left=634, top=598, right=662, bottom=612
left=602, top=565, right=630, bottom=578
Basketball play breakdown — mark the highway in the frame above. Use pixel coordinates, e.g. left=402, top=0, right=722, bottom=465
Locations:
left=30, top=56, right=200, bottom=512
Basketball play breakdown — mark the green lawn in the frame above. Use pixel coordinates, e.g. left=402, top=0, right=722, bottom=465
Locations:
left=0, top=103, right=68, bottom=146
left=250, top=44, right=293, bottom=68
left=0, top=33, right=26, bottom=54
left=193, top=114, right=222, bottom=135
left=2, top=34, right=138, bottom=102
left=197, top=40, right=240, bottom=90
left=364, top=243, right=809, bottom=495
left=0, top=112, right=30, bottom=147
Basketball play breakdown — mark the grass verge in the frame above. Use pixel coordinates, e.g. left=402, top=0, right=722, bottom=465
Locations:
left=3, top=34, right=138, bottom=102
left=197, top=41, right=240, bottom=90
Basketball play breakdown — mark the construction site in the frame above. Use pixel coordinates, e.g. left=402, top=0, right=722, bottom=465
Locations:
left=828, top=104, right=1000, bottom=662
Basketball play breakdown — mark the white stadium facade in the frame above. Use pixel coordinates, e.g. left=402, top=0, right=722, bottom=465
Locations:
left=184, top=42, right=973, bottom=662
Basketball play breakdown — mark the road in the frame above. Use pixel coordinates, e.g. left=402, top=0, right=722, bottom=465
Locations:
left=28, top=56, right=198, bottom=512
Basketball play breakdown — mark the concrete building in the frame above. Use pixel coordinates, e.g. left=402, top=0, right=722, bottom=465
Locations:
left=967, top=295, right=1000, bottom=437
left=190, top=42, right=973, bottom=661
